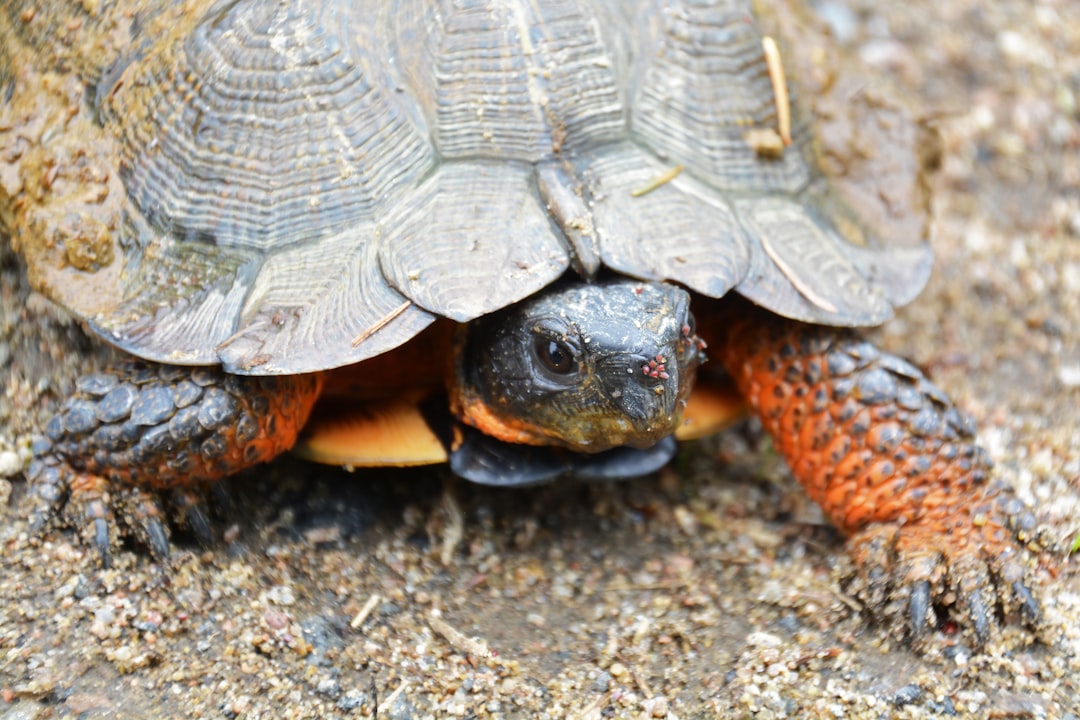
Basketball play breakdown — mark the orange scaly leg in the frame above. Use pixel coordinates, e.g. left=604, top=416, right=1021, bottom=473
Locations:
left=27, top=362, right=321, bottom=564
left=716, top=305, right=1045, bottom=645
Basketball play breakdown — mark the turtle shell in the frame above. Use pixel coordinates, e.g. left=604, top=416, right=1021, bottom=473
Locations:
left=0, top=0, right=933, bottom=375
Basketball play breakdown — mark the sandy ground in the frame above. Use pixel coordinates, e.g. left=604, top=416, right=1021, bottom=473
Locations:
left=2, top=0, right=1080, bottom=718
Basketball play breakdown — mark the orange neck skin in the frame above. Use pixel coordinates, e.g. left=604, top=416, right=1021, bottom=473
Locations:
left=451, top=388, right=556, bottom=447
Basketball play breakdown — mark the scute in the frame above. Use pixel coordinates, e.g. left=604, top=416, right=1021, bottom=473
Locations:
left=4, top=0, right=934, bottom=375
left=734, top=196, right=894, bottom=325
left=578, top=142, right=752, bottom=299
left=218, top=232, right=437, bottom=374
left=88, top=215, right=261, bottom=366
left=98, top=0, right=434, bottom=250
left=378, top=162, right=571, bottom=322
left=627, top=0, right=815, bottom=194
left=391, top=0, right=627, bottom=160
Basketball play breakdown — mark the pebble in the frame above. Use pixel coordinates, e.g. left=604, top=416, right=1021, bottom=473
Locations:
left=0, top=450, right=22, bottom=478
left=1058, top=364, right=1080, bottom=389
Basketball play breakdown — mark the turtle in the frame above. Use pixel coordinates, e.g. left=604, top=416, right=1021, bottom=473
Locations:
left=0, top=0, right=1047, bottom=645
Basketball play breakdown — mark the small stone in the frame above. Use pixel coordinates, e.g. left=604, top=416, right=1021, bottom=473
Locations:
left=316, top=677, right=340, bottom=698
left=1058, top=364, right=1080, bottom=389
left=264, top=609, right=291, bottom=630
left=644, top=697, right=669, bottom=717
left=89, top=606, right=118, bottom=639
left=673, top=505, right=698, bottom=535
left=230, top=696, right=252, bottom=716
left=0, top=450, right=24, bottom=478
left=266, top=584, right=296, bottom=606
left=336, top=690, right=367, bottom=711
left=746, top=631, right=782, bottom=648
left=893, top=684, right=922, bottom=706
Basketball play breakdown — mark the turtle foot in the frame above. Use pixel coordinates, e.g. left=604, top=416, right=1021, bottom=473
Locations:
left=23, top=361, right=320, bottom=564
left=27, top=455, right=223, bottom=565
left=842, top=485, right=1048, bottom=647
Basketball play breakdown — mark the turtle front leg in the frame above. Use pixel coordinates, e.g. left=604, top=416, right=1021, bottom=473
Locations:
left=715, top=304, right=1047, bottom=646
left=26, top=362, right=321, bottom=565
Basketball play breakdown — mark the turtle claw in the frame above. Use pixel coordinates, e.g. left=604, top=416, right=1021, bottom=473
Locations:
left=964, top=587, right=992, bottom=646
left=139, top=513, right=173, bottom=561
left=122, top=486, right=174, bottom=560
left=25, top=457, right=67, bottom=535
left=145, top=519, right=172, bottom=561
left=908, top=580, right=932, bottom=639
left=68, top=480, right=120, bottom=568
left=24, top=453, right=213, bottom=565
left=90, top=517, right=114, bottom=569
left=182, top=501, right=215, bottom=550
left=1013, top=580, right=1040, bottom=624
left=846, top=508, right=1047, bottom=647
left=170, top=489, right=216, bottom=549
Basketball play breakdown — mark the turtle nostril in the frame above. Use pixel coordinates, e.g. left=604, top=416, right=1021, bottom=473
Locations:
left=640, top=355, right=670, bottom=380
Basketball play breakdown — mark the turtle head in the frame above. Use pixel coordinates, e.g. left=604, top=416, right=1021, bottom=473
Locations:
left=451, top=280, right=706, bottom=453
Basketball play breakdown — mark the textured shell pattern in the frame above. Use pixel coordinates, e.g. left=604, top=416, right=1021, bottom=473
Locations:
left=3, top=0, right=932, bottom=375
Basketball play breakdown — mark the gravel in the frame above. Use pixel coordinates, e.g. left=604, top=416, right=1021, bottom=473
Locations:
left=2, top=0, right=1079, bottom=717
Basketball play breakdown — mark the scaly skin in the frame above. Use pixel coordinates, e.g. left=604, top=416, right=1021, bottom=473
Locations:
left=27, top=362, right=321, bottom=564
left=716, top=304, right=1045, bottom=644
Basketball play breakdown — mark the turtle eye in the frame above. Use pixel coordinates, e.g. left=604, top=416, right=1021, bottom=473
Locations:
left=534, top=337, right=576, bottom=375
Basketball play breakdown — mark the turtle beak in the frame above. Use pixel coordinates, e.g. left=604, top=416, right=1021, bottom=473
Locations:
left=597, top=342, right=696, bottom=448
